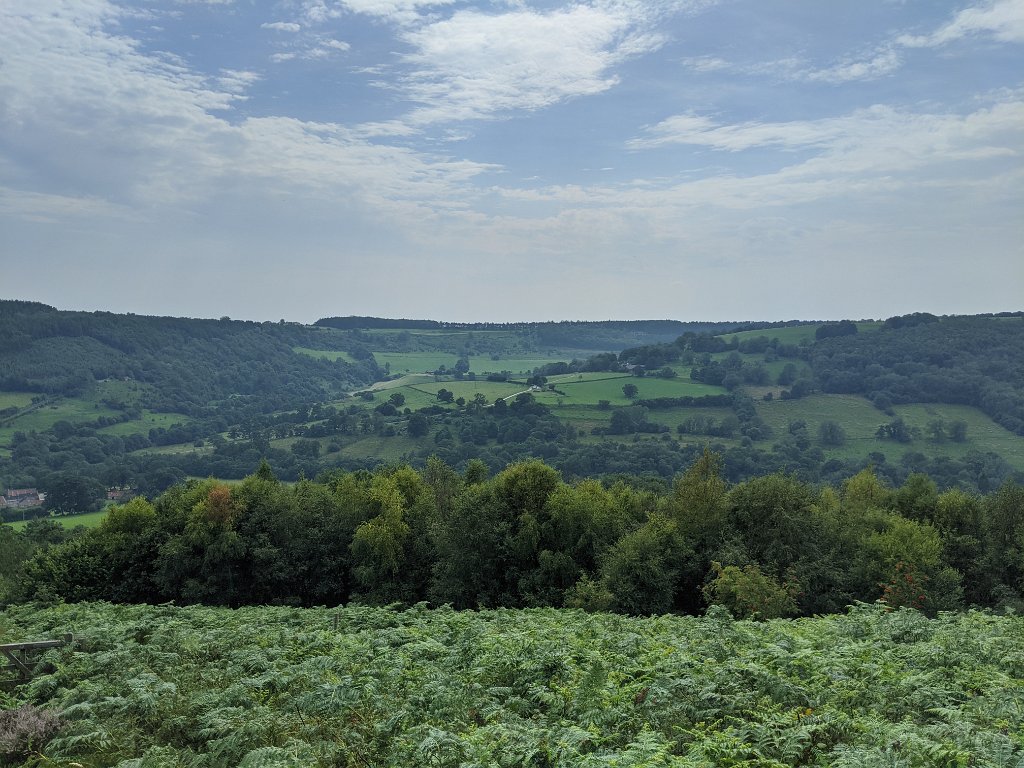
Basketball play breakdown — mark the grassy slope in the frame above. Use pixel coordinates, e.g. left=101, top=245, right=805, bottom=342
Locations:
left=0, top=395, right=123, bottom=447
left=756, top=394, right=1024, bottom=471
left=0, top=379, right=187, bottom=447
left=0, top=392, right=35, bottom=410
left=292, top=347, right=356, bottom=364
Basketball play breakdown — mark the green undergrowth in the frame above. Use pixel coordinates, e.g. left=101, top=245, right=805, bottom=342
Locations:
left=1, top=602, right=1022, bottom=767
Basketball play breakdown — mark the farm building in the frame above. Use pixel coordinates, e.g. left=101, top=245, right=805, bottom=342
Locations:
left=3, top=488, right=45, bottom=509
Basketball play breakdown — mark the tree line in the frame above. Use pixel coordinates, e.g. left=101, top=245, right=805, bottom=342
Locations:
left=5, top=452, right=1023, bottom=619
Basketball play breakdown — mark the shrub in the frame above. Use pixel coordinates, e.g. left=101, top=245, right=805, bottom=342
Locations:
left=0, top=705, right=63, bottom=763
left=702, top=562, right=799, bottom=620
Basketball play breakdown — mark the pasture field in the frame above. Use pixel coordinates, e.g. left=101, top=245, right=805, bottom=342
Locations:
left=756, top=394, right=1024, bottom=470
left=478, top=355, right=580, bottom=373
left=373, top=379, right=526, bottom=410
left=542, top=375, right=726, bottom=406
left=0, top=392, right=36, bottom=411
left=720, top=324, right=819, bottom=346
left=1, top=601, right=1021, bottom=767
left=4, top=509, right=108, bottom=532
left=91, top=378, right=146, bottom=407
left=96, top=410, right=189, bottom=437
left=373, top=351, right=574, bottom=375
left=338, top=433, right=418, bottom=462
left=706, top=352, right=814, bottom=383
left=641, top=405, right=736, bottom=429
left=0, top=396, right=123, bottom=448
left=548, top=404, right=613, bottom=434
left=292, top=347, right=356, bottom=363
left=300, top=346, right=583, bottom=376
left=358, top=327, right=506, bottom=339
left=372, top=352, right=463, bottom=373
left=719, top=321, right=881, bottom=347
left=142, top=442, right=212, bottom=456
left=363, top=373, right=435, bottom=391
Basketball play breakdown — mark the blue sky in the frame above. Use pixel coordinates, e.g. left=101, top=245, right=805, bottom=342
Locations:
left=1, top=0, right=1022, bottom=323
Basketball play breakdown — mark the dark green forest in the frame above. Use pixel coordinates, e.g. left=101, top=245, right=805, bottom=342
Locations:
left=5, top=453, right=1023, bottom=619
left=0, top=301, right=379, bottom=411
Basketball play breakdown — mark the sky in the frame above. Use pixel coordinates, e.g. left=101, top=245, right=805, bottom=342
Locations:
left=1, top=0, right=1022, bottom=324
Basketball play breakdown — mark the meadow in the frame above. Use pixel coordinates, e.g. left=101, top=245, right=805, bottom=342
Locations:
left=292, top=347, right=357, bottom=364
left=0, top=392, right=35, bottom=412
left=720, top=321, right=882, bottom=347
left=544, top=375, right=725, bottom=406
left=756, top=394, right=1024, bottom=471
left=0, top=601, right=1021, bottom=767
left=96, top=411, right=189, bottom=438
left=3, top=509, right=109, bottom=532
left=0, top=394, right=123, bottom=448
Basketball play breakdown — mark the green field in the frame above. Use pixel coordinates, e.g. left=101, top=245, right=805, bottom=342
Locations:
left=0, top=392, right=36, bottom=411
left=142, top=442, right=212, bottom=456
left=756, top=394, right=1024, bottom=470
left=0, top=380, right=155, bottom=446
left=0, top=601, right=1020, bottom=767
left=373, top=352, right=464, bottom=373
left=4, top=509, right=108, bottom=532
left=92, top=378, right=146, bottom=406
left=96, top=410, right=190, bottom=437
left=706, top=352, right=814, bottom=383
left=355, top=378, right=526, bottom=410
left=479, top=355, right=581, bottom=373
left=339, top=433, right=419, bottom=461
left=0, top=395, right=123, bottom=447
left=373, top=351, right=573, bottom=375
left=293, top=346, right=356, bottom=363
left=721, top=324, right=819, bottom=345
left=540, top=375, right=726, bottom=406
left=720, top=321, right=881, bottom=346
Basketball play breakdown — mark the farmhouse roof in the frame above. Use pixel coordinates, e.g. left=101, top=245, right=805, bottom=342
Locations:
left=5, top=488, right=40, bottom=499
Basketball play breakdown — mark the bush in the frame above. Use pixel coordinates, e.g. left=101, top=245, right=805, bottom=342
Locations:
left=702, top=562, right=799, bottom=620
left=0, top=705, right=63, bottom=763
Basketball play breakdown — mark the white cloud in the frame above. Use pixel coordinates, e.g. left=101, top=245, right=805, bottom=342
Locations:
left=399, top=5, right=664, bottom=123
left=682, top=48, right=901, bottom=85
left=2, top=0, right=1020, bottom=323
left=630, top=113, right=845, bottom=152
left=269, top=37, right=350, bottom=62
left=681, top=55, right=730, bottom=72
left=261, top=21, right=302, bottom=32
left=342, top=0, right=459, bottom=19
left=805, top=47, right=902, bottom=83
left=217, top=69, right=261, bottom=94
left=620, top=96, right=1024, bottom=211
left=898, top=0, right=1024, bottom=47
left=0, top=0, right=491, bottom=222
